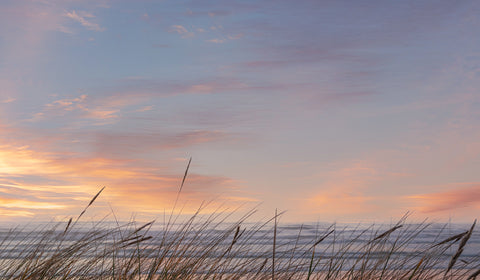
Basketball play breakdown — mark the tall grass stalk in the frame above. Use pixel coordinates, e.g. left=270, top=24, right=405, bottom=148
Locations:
left=0, top=162, right=478, bottom=279
left=0, top=207, right=479, bottom=279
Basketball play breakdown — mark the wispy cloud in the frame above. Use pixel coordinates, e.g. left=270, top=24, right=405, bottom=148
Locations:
left=206, top=38, right=226, bottom=44
left=92, top=75, right=286, bottom=99
left=186, top=9, right=232, bottom=17
left=1, top=98, right=16, bottom=104
left=135, top=105, right=154, bottom=112
left=33, top=94, right=121, bottom=124
left=1, top=0, right=478, bottom=222
left=169, top=25, right=194, bottom=38
left=0, top=141, right=253, bottom=220
left=408, top=183, right=480, bottom=213
left=0, top=209, right=35, bottom=217
left=301, top=160, right=381, bottom=219
left=0, top=197, right=65, bottom=210
left=65, top=10, right=105, bottom=32
left=227, top=33, right=244, bottom=40
left=92, top=130, right=235, bottom=157
left=46, top=94, right=88, bottom=111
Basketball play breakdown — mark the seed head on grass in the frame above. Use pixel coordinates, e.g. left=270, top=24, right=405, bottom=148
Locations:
left=446, top=219, right=476, bottom=276
left=371, top=225, right=402, bottom=242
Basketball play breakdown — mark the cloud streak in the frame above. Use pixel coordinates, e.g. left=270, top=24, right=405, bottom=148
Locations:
left=169, top=25, right=194, bottom=38
left=301, top=160, right=381, bottom=219
left=92, top=130, right=237, bottom=157
left=65, top=10, right=105, bottom=32
left=0, top=134, right=254, bottom=220
left=408, top=184, right=480, bottom=213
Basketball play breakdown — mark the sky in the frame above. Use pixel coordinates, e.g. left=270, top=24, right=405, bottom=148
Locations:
left=0, top=0, right=480, bottom=223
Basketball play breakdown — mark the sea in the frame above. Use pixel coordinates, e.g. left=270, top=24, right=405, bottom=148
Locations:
left=0, top=221, right=479, bottom=277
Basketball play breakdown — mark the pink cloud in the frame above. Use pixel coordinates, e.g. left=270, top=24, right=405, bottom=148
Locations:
left=46, top=94, right=88, bottom=110
left=135, top=105, right=154, bottom=112
left=1, top=98, right=16, bottom=104
left=92, top=130, right=235, bottom=157
left=34, top=94, right=124, bottom=123
left=408, top=183, right=480, bottom=213
left=227, top=33, right=244, bottom=40
left=299, top=160, right=382, bottom=219
left=98, top=76, right=286, bottom=100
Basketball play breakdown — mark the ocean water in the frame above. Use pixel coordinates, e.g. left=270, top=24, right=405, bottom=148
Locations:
left=0, top=221, right=478, bottom=277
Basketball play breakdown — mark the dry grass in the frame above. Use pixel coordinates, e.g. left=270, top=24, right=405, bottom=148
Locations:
left=0, top=162, right=478, bottom=279
left=0, top=204, right=478, bottom=279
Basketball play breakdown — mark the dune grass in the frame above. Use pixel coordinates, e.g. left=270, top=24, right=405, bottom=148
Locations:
left=0, top=199, right=478, bottom=279
left=0, top=162, right=478, bottom=279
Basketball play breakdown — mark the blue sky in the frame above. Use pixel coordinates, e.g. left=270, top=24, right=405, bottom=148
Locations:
left=0, top=0, right=480, bottom=222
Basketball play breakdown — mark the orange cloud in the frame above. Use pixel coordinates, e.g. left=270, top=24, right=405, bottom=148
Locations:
left=407, top=183, right=480, bottom=213
left=307, top=190, right=375, bottom=216
left=0, top=145, right=53, bottom=175
left=0, top=209, right=34, bottom=217
left=0, top=142, right=254, bottom=220
left=0, top=144, right=136, bottom=181
left=300, top=160, right=381, bottom=220
left=1, top=97, right=15, bottom=104
left=0, top=197, right=65, bottom=210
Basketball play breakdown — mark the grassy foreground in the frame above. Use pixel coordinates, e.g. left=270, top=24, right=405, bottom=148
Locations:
left=0, top=202, right=478, bottom=279
left=0, top=166, right=479, bottom=279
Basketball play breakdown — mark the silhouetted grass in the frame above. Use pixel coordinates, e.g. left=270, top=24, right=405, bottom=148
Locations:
left=0, top=206, right=479, bottom=279
left=0, top=161, right=478, bottom=279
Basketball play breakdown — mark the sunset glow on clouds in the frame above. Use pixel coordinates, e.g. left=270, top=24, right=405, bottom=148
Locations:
left=1, top=0, right=480, bottom=223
